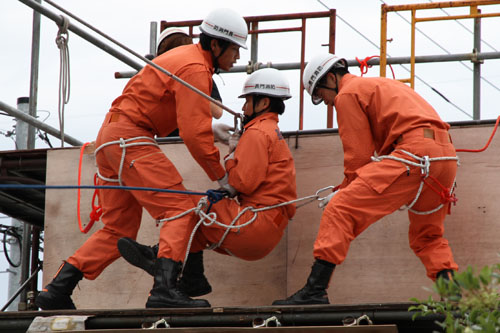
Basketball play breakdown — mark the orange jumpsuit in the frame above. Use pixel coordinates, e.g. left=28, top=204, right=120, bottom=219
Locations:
left=313, top=74, right=458, bottom=280
left=68, top=44, right=225, bottom=279
left=189, top=113, right=297, bottom=261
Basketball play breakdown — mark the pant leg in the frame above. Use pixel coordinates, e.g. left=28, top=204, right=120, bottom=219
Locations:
left=313, top=172, right=418, bottom=264
left=111, top=132, right=198, bottom=262
left=67, top=175, right=143, bottom=280
left=68, top=120, right=198, bottom=280
left=192, top=199, right=289, bottom=261
left=408, top=149, right=458, bottom=280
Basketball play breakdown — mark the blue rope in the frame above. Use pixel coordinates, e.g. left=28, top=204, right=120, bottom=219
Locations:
left=0, top=184, right=207, bottom=197
left=0, top=184, right=229, bottom=206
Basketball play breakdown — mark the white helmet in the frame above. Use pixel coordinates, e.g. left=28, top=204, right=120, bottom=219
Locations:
left=157, top=27, right=189, bottom=47
left=303, top=53, right=347, bottom=105
left=239, top=68, right=292, bottom=100
left=200, top=8, right=248, bottom=49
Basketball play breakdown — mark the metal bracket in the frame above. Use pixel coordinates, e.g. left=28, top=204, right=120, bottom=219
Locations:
left=471, top=48, right=484, bottom=64
left=142, top=318, right=171, bottom=329
left=342, top=314, right=374, bottom=326
left=252, top=315, right=282, bottom=328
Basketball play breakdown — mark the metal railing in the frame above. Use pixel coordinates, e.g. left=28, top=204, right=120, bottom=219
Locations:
left=380, top=0, right=500, bottom=120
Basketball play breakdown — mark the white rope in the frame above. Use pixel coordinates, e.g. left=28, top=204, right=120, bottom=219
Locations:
left=154, top=186, right=336, bottom=272
left=371, top=149, right=459, bottom=215
left=94, top=136, right=159, bottom=186
left=55, top=15, right=71, bottom=148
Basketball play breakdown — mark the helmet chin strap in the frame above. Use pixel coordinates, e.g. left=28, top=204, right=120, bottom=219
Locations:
left=211, top=42, right=230, bottom=74
left=316, top=74, right=339, bottom=97
left=243, top=96, right=269, bottom=125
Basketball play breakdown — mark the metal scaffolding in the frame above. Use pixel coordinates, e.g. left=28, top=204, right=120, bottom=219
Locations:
left=380, top=0, right=500, bottom=120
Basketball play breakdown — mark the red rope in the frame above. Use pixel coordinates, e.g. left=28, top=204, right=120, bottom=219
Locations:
left=456, top=115, right=500, bottom=153
left=356, top=55, right=395, bottom=79
left=77, top=143, right=101, bottom=234
left=422, top=175, right=457, bottom=214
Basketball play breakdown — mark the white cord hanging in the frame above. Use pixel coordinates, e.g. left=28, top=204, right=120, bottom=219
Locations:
left=55, top=15, right=71, bottom=147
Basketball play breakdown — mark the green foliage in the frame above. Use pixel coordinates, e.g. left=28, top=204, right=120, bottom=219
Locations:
left=409, top=263, right=500, bottom=333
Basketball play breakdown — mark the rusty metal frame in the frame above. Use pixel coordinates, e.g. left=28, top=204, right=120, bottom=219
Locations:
left=380, top=0, right=500, bottom=88
left=161, top=11, right=337, bottom=129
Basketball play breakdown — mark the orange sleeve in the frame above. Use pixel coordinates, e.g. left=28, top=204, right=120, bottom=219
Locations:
left=225, top=128, right=268, bottom=193
left=335, top=93, right=376, bottom=189
left=175, top=70, right=225, bottom=181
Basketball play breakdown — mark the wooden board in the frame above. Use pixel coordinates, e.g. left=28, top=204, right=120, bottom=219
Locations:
left=43, top=124, right=500, bottom=308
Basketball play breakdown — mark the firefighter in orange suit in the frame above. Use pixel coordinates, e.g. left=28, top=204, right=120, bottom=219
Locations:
left=117, top=68, right=297, bottom=296
left=36, top=8, right=248, bottom=310
left=273, top=53, right=459, bottom=305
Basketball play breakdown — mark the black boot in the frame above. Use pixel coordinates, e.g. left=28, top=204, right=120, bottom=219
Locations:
left=117, top=238, right=212, bottom=297
left=35, top=261, right=83, bottom=310
left=272, top=260, right=334, bottom=306
left=436, top=269, right=455, bottom=281
left=178, top=251, right=212, bottom=297
left=117, top=237, right=157, bottom=276
left=146, top=257, right=211, bottom=308
left=436, top=269, right=461, bottom=301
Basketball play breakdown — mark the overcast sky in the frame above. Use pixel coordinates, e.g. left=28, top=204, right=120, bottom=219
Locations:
left=1, top=0, right=500, bottom=308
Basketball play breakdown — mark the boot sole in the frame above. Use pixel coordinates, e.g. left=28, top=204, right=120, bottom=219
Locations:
left=35, top=294, right=76, bottom=310
left=146, top=300, right=211, bottom=308
left=178, top=280, right=212, bottom=297
left=117, top=238, right=155, bottom=276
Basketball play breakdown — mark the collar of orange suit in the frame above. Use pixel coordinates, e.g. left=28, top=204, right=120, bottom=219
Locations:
left=337, top=73, right=356, bottom=92
left=196, top=43, right=216, bottom=75
left=244, top=112, right=279, bottom=130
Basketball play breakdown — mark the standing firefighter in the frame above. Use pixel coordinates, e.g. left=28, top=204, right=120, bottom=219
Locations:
left=273, top=53, right=459, bottom=305
left=118, top=67, right=297, bottom=299
left=36, top=8, right=248, bottom=310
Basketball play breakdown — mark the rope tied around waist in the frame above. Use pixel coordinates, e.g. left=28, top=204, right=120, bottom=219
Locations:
left=371, top=149, right=459, bottom=215
left=94, top=136, right=159, bottom=186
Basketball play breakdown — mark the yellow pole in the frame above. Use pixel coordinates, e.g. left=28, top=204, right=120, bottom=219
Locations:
left=380, top=4, right=388, bottom=77
left=411, top=9, right=416, bottom=88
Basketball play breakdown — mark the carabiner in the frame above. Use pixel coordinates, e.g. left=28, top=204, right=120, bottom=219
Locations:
left=315, top=185, right=336, bottom=201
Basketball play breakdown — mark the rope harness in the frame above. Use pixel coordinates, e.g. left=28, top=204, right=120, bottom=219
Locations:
left=94, top=136, right=159, bottom=186
left=371, top=149, right=459, bottom=215
left=55, top=15, right=71, bottom=147
left=154, top=186, right=336, bottom=265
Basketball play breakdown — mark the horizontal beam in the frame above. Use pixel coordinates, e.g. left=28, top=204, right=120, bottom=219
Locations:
left=0, top=100, right=83, bottom=146
left=115, top=51, right=500, bottom=79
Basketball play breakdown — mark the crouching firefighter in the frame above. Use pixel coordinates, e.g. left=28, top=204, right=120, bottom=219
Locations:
left=35, top=8, right=248, bottom=310
left=272, top=53, right=459, bottom=305
left=117, top=67, right=297, bottom=300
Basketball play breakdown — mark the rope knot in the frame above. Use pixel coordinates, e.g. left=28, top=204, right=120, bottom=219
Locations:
left=55, top=15, right=70, bottom=48
left=206, top=189, right=228, bottom=205
left=89, top=206, right=103, bottom=222
left=356, top=56, right=378, bottom=76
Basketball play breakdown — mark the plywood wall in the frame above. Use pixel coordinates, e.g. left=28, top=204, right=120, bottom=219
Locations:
left=43, top=124, right=500, bottom=309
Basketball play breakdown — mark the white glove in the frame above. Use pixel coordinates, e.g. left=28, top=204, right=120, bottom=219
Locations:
left=318, top=188, right=339, bottom=209
left=212, top=123, right=234, bottom=145
left=228, top=131, right=241, bottom=153
left=217, top=173, right=238, bottom=198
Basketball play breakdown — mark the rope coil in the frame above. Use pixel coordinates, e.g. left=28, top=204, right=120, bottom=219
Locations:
left=56, top=15, right=71, bottom=147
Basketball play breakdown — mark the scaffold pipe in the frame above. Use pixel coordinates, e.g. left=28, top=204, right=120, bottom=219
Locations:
left=0, top=100, right=83, bottom=146
left=18, top=0, right=241, bottom=118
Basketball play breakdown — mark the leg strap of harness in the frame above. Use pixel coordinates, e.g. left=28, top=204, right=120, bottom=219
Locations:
left=371, top=149, right=459, bottom=215
left=94, top=136, right=159, bottom=186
